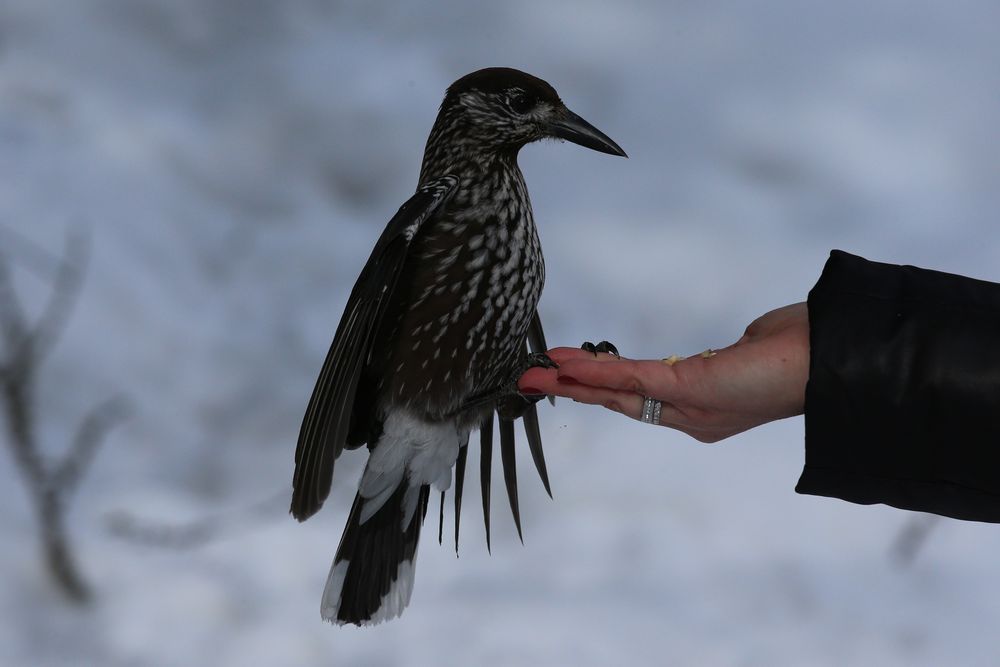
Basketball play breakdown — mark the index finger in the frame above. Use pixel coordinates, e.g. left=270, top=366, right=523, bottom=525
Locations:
left=557, top=356, right=679, bottom=398
left=544, top=346, right=624, bottom=364
left=518, top=346, right=623, bottom=395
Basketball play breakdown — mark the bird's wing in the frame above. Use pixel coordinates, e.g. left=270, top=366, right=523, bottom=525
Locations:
left=291, top=175, right=459, bottom=521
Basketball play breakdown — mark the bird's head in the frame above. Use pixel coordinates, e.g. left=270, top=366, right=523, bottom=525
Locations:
left=423, top=67, right=626, bottom=173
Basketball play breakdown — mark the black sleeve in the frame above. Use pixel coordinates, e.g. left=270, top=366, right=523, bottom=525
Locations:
left=795, top=250, right=1000, bottom=522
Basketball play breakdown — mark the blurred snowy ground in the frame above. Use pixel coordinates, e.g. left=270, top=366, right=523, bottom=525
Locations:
left=1, top=1, right=999, bottom=665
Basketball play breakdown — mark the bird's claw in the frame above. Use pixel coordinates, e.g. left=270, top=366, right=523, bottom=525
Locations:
left=525, top=352, right=559, bottom=371
left=459, top=351, right=556, bottom=420
left=581, top=340, right=619, bottom=357
left=495, top=352, right=558, bottom=419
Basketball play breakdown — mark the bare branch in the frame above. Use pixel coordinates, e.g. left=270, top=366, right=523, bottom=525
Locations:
left=0, top=247, right=28, bottom=366
left=107, top=489, right=288, bottom=550
left=0, top=223, right=68, bottom=281
left=106, top=511, right=220, bottom=550
left=53, top=396, right=130, bottom=496
left=0, top=229, right=121, bottom=603
left=2, top=375, right=45, bottom=487
left=26, top=230, right=89, bottom=368
left=41, top=490, right=90, bottom=603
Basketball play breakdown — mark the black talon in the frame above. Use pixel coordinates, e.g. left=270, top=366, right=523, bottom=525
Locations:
left=528, top=316, right=556, bottom=407
left=525, top=351, right=559, bottom=370
left=581, top=340, right=619, bottom=357
left=595, top=340, right=619, bottom=357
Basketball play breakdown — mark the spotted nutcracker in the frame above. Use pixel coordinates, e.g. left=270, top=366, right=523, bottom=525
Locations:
left=292, top=67, right=626, bottom=625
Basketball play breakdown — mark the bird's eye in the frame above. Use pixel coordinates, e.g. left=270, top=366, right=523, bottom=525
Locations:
left=508, top=92, right=535, bottom=114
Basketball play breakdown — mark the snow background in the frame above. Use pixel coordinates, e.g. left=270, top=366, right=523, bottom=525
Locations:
left=2, top=1, right=999, bottom=665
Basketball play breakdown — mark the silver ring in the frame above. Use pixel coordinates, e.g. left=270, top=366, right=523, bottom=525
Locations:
left=640, top=396, right=662, bottom=425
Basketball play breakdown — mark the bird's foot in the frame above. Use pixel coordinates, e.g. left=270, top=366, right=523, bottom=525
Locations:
left=495, top=352, right=558, bottom=421
left=523, top=351, right=560, bottom=372
left=581, top=340, right=620, bottom=357
left=453, top=352, right=558, bottom=419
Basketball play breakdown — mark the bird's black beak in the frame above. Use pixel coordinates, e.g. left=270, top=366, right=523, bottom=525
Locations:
left=548, top=108, right=627, bottom=158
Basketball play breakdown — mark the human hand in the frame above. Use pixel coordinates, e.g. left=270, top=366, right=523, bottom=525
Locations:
left=519, top=303, right=810, bottom=442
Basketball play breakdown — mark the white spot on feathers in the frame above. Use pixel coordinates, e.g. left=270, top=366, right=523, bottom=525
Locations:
left=320, top=560, right=350, bottom=624
left=368, top=559, right=416, bottom=625
left=465, top=250, right=487, bottom=271
left=321, top=558, right=418, bottom=626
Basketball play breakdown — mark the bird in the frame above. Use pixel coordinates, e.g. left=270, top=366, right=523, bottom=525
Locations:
left=291, top=67, right=626, bottom=626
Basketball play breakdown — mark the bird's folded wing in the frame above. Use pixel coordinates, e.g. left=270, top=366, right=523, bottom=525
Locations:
left=291, top=176, right=459, bottom=521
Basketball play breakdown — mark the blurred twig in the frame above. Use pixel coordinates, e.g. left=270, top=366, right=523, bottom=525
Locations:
left=0, top=231, right=129, bottom=602
left=107, top=489, right=288, bottom=550
left=890, top=514, right=941, bottom=567
left=0, top=223, right=69, bottom=283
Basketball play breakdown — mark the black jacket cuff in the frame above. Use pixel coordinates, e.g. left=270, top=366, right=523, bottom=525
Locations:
left=796, top=250, right=1000, bottom=522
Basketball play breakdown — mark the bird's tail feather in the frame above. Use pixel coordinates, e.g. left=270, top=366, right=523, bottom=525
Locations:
left=321, top=483, right=429, bottom=626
